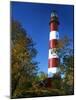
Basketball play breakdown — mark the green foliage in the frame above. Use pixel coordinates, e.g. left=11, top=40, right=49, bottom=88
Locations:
left=62, top=55, right=74, bottom=94
left=37, top=72, right=47, bottom=81
left=11, top=20, right=38, bottom=97
left=57, top=36, right=74, bottom=95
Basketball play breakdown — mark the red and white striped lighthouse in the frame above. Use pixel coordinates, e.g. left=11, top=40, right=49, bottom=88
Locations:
left=48, top=11, right=59, bottom=78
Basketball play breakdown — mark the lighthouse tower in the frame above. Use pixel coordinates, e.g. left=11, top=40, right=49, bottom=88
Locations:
left=48, top=11, right=59, bottom=78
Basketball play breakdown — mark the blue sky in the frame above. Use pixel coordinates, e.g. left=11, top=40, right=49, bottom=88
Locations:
left=11, top=2, right=74, bottom=73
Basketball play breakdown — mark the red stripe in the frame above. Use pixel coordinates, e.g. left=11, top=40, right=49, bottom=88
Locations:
left=49, top=39, right=58, bottom=48
left=50, top=22, right=58, bottom=31
left=48, top=58, right=59, bottom=68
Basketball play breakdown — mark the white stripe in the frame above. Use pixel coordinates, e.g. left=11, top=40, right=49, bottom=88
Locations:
left=48, top=67, right=57, bottom=74
left=48, top=49, right=58, bottom=59
left=49, top=31, right=59, bottom=40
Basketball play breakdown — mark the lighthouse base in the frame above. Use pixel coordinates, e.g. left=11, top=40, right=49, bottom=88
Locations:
left=47, top=78, right=52, bottom=88
left=47, top=73, right=61, bottom=88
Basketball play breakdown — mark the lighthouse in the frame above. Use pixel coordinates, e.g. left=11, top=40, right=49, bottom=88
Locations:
left=48, top=11, right=59, bottom=78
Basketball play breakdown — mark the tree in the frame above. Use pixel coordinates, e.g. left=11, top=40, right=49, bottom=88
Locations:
left=57, top=36, right=74, bottom=94
left=11, top=20, right=38, bottom=97
left=62, top=55, right=74, bottom=94
left=37, top=72, right=47, bottom=81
